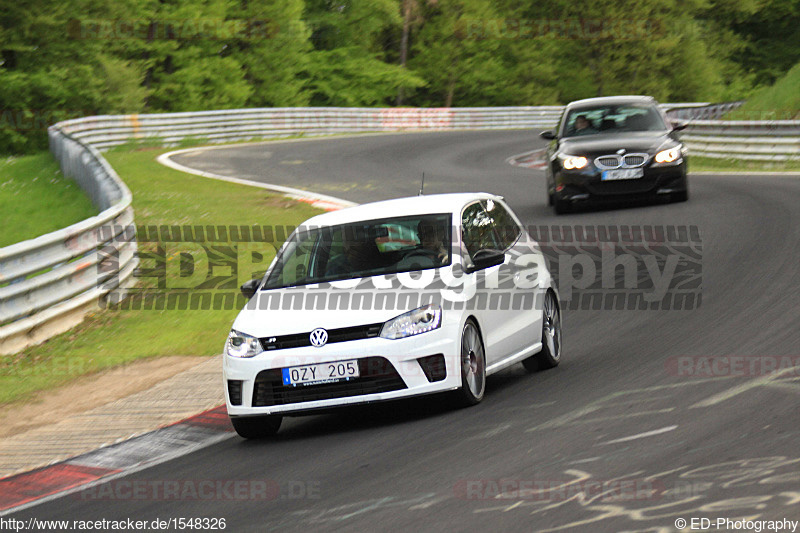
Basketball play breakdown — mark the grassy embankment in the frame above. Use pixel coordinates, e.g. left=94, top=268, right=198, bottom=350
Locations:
left=691, top=62, right=800, bottom=172
left=0, top=153, right=96, bottom=248
left=0, top=147, right=322, bottom=405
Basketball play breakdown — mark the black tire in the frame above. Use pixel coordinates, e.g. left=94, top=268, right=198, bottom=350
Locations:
left=523, top=291, right=562, bottom=372
left=454, top=319, right=486, bottom=406
left=672, top=189, right=689, bottom=203
left=547, top=190, right=554, bottom=206
left=554, top=196, right=571, bottom=215
left=230, top=415, right=282, bottom=439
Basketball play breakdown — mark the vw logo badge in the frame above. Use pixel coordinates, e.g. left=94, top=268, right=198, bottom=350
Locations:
left=309, top=328, right=328, bottom=347
left=616, top=148, right=626, bottom=155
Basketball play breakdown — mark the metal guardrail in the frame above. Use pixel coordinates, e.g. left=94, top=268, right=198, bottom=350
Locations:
left=58, top=107, right=568, bottom=150
left=665, top=102, right=744, bottom=120
left=0, top=128, right=138, bottom=354
left=1, top=102, right=793, bottom=353
left=681, top=120, right=800, bottom=161
left=665, top=102, right=799, bottom=161
left=58, top=104, right=713, bottom=150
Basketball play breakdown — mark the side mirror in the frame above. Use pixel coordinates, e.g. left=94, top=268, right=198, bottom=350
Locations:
left=240, top=278, right=260, bottom=300
left=671, top=120, right=688, bottom=132
left=539, top=130, right=556, bottom=140
left=465, top=249, right=505, bottom=274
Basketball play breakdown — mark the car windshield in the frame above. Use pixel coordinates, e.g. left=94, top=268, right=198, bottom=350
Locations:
left=263, top=213, right=452, bottom=289
left=562, top=104, right=667, bottom=138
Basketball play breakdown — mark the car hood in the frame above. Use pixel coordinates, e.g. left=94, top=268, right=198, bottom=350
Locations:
left=559, top=131, right=673, bottom=155
left=231, top=274, right=446, bottom=338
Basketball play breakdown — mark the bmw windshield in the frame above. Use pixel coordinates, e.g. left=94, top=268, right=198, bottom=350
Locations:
left=562, top=104, right=668, bottom=138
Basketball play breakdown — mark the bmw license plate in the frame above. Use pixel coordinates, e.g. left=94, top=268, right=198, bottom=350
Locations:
left=282, top=360, right=359, bottom=386
left=601, top=168, right=644, bottom=181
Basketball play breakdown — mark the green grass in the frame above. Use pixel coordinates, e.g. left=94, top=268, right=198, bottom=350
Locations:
left=690, top=156, right=800, bottom=173
left=0, top=147, right=323, bottom=405
left=694, top=64, right=800, bottom=171
left=0, top=153, right=96, bottom=247
left=726, top=62, right=800, bottom=121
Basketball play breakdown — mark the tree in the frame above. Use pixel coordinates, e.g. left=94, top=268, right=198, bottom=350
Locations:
left=303, top=0, right=423, bottom=106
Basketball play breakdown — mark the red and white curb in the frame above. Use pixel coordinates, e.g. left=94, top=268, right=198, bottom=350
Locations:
left=0, top=405, right=231, bottom=514
left=157, top=145, right=358, bottom=212
left=0, top=142, right=360, bottom=515
left=506, top=148, right=548, bottom=170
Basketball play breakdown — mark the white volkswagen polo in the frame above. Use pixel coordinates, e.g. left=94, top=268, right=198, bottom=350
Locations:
left=224, top=193, right=562, bottom=438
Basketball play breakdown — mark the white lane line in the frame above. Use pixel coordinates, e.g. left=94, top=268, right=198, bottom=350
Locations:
left=156, top=148, right=357, bottom=211
left=691, top=366, right=799, bottom=408
left=505, top=148, right=547, bottom=169
left=528, top=408, right=675, bottom=432
left=568, top=457, right=601, bottom=465
left=599, top=425, right=678, bottom=445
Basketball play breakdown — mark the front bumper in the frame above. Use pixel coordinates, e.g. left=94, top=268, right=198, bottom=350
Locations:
left=224, top=326, right=462, bottom=417
left=554, top=160, right=687, bottom=203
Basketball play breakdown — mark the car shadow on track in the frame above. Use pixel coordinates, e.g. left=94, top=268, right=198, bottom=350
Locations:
left=548, top=197, right=686, bottom=218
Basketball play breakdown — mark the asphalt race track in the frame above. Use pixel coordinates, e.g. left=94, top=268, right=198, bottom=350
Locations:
left=13, top=131, right=800, bottom=531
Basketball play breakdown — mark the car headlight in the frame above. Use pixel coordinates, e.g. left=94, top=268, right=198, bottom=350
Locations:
left=226, top=330, right=263, bottom=358
left=654, top=146, right=682, bottom=164
left=380, top=304, right=442, bottom=340
left=559, top=155, right=588, bottom=170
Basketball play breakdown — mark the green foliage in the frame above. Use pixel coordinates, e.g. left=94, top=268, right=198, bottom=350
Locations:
left=307, top=48, right=424, bottom=106
left=148, top=54, right=253, bottom=111
left=0, top=0, right=797, bottom=154
left=726, top=62, right=800, bottom=119
left=691, top=155, right=800, bottom=171
left=721, top=0, right=800, bottom=85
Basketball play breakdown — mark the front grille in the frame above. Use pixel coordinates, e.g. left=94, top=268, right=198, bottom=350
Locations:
left=623, top=154, right=646, bottom=166
left=227, top=380, right=243, bottom=406
left=260, top=323, right=383, bottom=351
left=252, top=356, right=406, bottom=407
left=594, top=153, right=649, bottom=170
left=596, top=156, right=619, bottom=168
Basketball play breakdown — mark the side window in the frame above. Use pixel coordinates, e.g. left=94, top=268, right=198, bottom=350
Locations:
left=461, top=202, right=499, bottom=259
left=483, top=199, right=521, bottom=249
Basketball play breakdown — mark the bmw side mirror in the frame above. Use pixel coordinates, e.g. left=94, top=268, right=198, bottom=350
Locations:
left=671, top=121, right=688, bottom=132
left=465, top=249, right=505, bottom=274
left=240, top=279, right=260, bottom=300
left=540, top=130, right=556, bottom=140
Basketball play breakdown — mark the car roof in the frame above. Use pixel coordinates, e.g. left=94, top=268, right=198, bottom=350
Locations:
left=301, top=192, right=498, bottom=227
left=566, top=95, right=657, bottom=110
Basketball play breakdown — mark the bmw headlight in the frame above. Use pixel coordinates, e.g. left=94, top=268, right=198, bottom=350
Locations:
left=226, top=330, right=263, bottom=358
left=380, top=304, right=442, bottom=340
left=654, top=146, right=682, bottom=164
left=558, top=154, right=588, bottom=170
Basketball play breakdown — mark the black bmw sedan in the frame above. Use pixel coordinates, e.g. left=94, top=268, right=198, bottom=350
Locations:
left=540, top=95, right=688, bottom=214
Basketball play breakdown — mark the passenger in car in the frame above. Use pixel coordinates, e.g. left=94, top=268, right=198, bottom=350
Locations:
left=599, top=118, right=617, bottom=131
left=417, top=218, right=449, bottom=264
